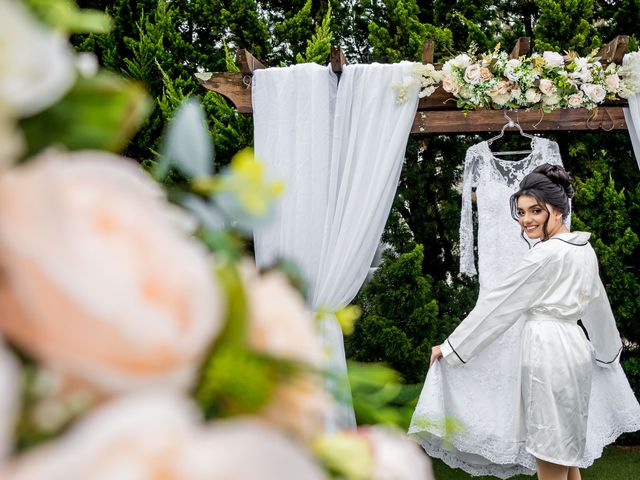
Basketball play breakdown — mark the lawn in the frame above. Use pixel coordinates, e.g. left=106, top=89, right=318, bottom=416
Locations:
left=431, top=446, right=640, bottom=480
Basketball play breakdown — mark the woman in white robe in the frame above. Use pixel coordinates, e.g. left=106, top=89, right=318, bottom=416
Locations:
left=430, top=164, right=637, bottom=480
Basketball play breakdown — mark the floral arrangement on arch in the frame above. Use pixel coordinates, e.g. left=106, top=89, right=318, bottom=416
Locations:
left=400, top=44, right=640, bottom=112
left=0, top=1, right=434, bottom=479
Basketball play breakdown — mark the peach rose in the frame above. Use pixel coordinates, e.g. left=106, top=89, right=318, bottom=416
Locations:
left=463, top=64, right=482, bottom=84
left=3, top=393, right=328, bottom=480
left=243, top=266, right=331, bottom=440
left=0, top=150, right=223, bottom=394
left=441, top=75, right=460, bottom=94
left=488, top=80, right=511, bottom=97
left=538, top=78, right=556, bottom=96
left=479, top=67, right=493, bottom=81
left=0, top=338, right=19, bottom=463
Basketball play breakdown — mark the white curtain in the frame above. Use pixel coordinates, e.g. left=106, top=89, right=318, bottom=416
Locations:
left=623, top=53, right=640, bottom=170
left=253, top=62, right=418, bottom=430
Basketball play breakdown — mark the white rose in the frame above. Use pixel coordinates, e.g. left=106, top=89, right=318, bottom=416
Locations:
left=567, top=91, right=584, bottom=108
left=542, top=94, right=561, bottom=106
left=581, top=83, right=606, bottom=103
left=0, top=337, right=20, bottom=463
left=452, top=53, right=472, bottom=70
left=510, top=88, right=522, bottom=100
left=0, top=1, right=75, bottom=117
left=441, top=75, right=460, bottom=94
left=504, top=59, right=521, bottom=81
left=525, top=88, right=542, bottom=104
left=538, top=78, right=556, bottom=96
left=3, top=393, right=328, bottom=480
left=0, top=151, right=224, bottom=394
left=605, top=74, right=620, bottom=93
left=543, top=51, right=565, bottom=68
left=492, top=93, right=511, bottom=106
left=464, top=64, right=482, bottom=84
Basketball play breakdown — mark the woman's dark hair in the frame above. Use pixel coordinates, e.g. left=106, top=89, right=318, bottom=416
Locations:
left=509, top=163, right=574, bottom=242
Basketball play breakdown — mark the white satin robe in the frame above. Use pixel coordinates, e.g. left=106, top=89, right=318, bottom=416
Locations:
left=441, top=231, right=623, bottom=466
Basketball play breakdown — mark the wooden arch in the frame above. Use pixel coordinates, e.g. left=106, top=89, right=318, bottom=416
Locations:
left=197, top=36, right=631, bottom=135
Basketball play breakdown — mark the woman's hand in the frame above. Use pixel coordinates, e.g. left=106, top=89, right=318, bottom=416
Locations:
left=430, top=345, right=443, bottom=366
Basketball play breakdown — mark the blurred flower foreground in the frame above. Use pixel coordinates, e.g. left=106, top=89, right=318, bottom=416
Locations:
left=0, top=1, right=434, bottom=479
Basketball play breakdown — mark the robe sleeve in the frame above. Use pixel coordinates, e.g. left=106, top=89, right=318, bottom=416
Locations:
left=580, top=277, right=623, bottom=368
left=459, top=148, right=480, bottom=276
left=444, top=248, right=551, bottom=366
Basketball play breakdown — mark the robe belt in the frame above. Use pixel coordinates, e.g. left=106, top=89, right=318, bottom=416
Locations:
left=527, top=313, right=582, bottom=323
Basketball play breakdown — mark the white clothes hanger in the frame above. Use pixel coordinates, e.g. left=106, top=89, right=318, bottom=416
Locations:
left=486, top=112, right=535, bottom=156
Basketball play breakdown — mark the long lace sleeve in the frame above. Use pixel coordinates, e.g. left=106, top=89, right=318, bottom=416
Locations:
left=459, top=148, right=480, bottom=276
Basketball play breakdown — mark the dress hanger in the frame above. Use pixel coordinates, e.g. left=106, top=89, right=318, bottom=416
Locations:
left=486, top=112, right=535, bottom=156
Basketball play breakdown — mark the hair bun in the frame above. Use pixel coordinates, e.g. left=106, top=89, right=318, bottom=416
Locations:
left=531, top=163, right=574, bottom=199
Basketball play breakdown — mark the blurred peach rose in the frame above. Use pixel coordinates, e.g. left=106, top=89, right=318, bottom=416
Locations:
left=0, top=337, right=19, bottom=464
left=364, top=426, right=434, bottom=480
left=3, top=393, right=328, bottom=480
left=0, top=0, right=75, bottom=117
left=0, top=150, right=223, bottom=394
left=243, top=266, right=332, bottom=440
left=567, top=91, right=584, bottom=108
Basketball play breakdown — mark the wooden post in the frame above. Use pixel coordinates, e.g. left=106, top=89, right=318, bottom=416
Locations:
left=331, top=45, right=347, bottom=74
left=235, top=49, right=265, bottom=76
left=509, top=37, right=531, bottom=59
left=597, top=35, right=630, bottom=64
left=422, top=40, right=435, bottom=64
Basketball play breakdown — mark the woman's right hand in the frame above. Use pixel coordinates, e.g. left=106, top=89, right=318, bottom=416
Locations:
left=430, top=345, right=443, bottom=366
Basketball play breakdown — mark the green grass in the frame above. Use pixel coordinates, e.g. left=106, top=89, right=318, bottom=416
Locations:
left=432, top=446, right=640, bottom=480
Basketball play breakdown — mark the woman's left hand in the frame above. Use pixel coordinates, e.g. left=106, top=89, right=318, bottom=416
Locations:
left=430, top=345, right=443, bottom=366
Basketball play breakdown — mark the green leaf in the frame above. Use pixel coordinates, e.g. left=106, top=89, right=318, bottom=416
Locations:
left=19, top=72, right=151, bottom=156
left=160, top=98, right=214, bottom=179
left=25, top=0, right=111, bottom=34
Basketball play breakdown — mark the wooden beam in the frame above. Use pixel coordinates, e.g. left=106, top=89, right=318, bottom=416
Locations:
left=236, top=49, right=265, bottom=76
left=197, top=72, right=253, bottom=113
left=411, top=107, right=627, bottom=134
left=331, top=45, right=347, bottom=74
left=509, top=37, right=531, bottom=59
left=422, top=40, right=435, bottom=64
left=597, top=35, right=630, bottom=64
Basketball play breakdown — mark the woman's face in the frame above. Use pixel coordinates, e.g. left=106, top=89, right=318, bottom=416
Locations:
left=516, top=195, right=564, bottom=240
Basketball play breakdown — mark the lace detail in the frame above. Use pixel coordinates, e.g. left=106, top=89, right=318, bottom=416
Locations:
left=458, top=137, right=563, bottom=291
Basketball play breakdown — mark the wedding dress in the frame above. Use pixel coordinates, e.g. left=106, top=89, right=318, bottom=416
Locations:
left=409, top=137, right=640, bottom=477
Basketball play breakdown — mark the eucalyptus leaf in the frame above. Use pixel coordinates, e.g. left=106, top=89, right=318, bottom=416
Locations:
left=161, top=98, right=214, bottom=178
left=19, top=73, right=151, bottom=156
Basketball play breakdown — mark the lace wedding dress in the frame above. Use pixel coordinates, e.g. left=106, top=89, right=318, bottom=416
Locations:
left=409, top=137, right=640, bottom=478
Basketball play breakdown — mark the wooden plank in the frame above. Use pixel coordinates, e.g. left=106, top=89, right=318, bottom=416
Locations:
left=509, top=37, right=531, bottom=59
left=236, top=49, right=265, bottom=76
left=411, top=107, right=628, bottom=134
left=422, top=40, right=435, bottom=64
left=196, top=72, right=253, bottom=113
left=331, top=45, right=347, bottom=74
left=597, top=35, right=629, bottom=64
